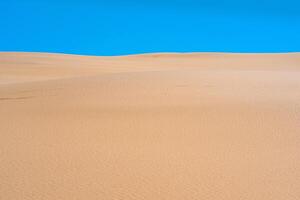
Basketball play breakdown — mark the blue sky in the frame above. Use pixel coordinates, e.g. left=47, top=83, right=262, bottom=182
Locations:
left=0, top=0, right=299, bottom=55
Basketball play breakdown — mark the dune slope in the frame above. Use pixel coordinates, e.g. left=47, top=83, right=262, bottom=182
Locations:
left=1, top=52, right=300, bottom=200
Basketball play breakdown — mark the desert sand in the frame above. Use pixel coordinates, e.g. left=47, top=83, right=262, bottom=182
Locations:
left=0, top=52, right=300, bottom=200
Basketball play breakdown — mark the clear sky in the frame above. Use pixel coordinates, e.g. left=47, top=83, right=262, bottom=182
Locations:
left=0, top=0, right=300, bottom=55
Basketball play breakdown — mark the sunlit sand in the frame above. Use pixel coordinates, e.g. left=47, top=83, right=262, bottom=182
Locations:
left=1, top=52, right=300, bottom=199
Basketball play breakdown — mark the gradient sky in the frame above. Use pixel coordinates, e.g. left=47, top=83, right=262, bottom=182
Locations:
left=0, top=0, right=300, bottom=55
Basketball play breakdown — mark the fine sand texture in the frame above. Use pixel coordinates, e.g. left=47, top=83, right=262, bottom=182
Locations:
left=1, top=52, right=300, bottom=199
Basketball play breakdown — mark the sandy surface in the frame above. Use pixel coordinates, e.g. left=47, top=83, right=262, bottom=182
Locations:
left=1, top=52, right=300, bottom=199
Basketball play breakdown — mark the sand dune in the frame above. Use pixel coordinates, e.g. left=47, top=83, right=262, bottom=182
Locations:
left=1, top=52, right=300, bottom=200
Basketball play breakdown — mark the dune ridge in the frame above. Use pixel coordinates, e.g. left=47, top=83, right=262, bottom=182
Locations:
left=1, top=52, right=300, bottom=200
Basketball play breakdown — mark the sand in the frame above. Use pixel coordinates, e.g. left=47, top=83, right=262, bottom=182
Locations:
left=0, top=52, right=300, bottom=199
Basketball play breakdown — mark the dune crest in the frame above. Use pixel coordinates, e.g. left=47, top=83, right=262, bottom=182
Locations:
left=1, top=52, right=300, bottom=200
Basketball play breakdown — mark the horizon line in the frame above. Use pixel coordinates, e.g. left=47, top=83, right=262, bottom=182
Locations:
left=1, top=51, right=300, bottom=57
